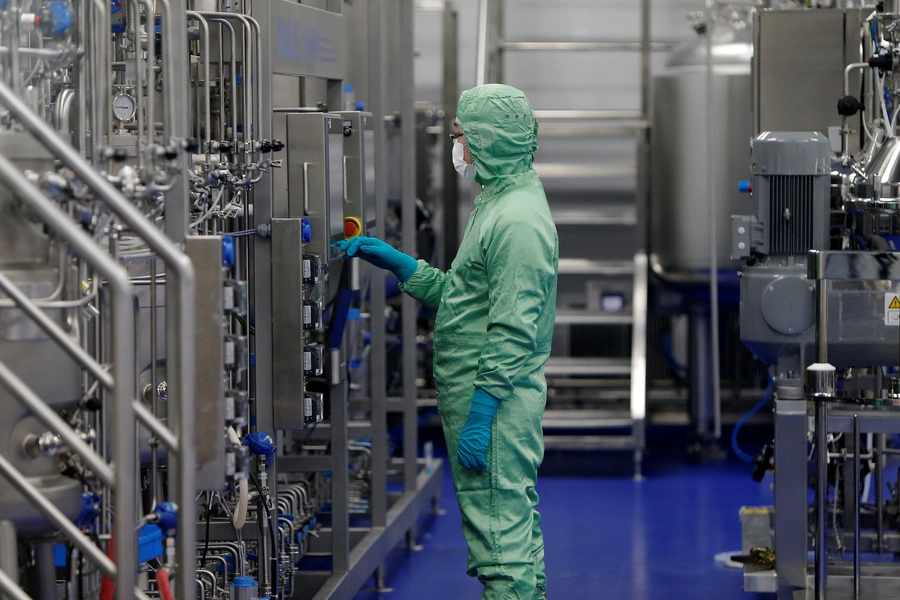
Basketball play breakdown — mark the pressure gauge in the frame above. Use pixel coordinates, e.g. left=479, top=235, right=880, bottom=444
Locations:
left=112, top=94, right=136, bottom=122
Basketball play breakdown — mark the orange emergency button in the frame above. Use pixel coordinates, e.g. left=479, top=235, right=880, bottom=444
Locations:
left=344, top=217, right=362, bottom=239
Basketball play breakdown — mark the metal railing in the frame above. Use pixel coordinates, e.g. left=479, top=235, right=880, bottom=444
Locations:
left=0, top=74, right=197, bottom=600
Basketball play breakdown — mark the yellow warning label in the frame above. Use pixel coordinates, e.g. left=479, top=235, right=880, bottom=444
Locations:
left=890, top=297, right=900, bottom=310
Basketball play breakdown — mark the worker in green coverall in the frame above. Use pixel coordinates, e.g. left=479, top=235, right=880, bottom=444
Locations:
left=337, top=84, right=558, bottom=600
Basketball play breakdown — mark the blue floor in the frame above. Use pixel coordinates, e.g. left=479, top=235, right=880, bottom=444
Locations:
left=354, top=428, right=775, bottom=600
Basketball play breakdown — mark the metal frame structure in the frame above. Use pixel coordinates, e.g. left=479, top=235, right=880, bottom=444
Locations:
left=0, top=0, right=441, bottom=598
left=254, top=2, right=443, bottom=598
left=0, top=4, right=198, bottom=595
left=808, top=251, right=900, bottom=599
left=475, top=0, right=652, bottom=476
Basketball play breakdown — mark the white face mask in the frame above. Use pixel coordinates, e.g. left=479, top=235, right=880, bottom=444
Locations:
left=452, top=140, right=477, bottom=180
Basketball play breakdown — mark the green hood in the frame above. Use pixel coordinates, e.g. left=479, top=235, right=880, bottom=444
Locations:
left=457, top=84, right=539, bottom=188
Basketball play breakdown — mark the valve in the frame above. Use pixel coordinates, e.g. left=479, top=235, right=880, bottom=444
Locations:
left=243, top=432, right=276, bottom=461
left=218, top=141, right=233, bottom=153
left=75, top=493, right=100, bottom=527
left=837, top=95, right=863, bottom=117
left=154, top=502, right=178, bottom=535
left=869, top=53, right=895, bottom=71
left=270, top=139, right=284, bottom=152
left=184, top=138, right=199, bottom=153
left=41, top=2, right=72, bottom=37
left=23, top=431, right=63, bottom=459
left=751, top=444, right=774, bottom=483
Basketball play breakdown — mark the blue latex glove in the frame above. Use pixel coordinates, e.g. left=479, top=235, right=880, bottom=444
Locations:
left=456, top=389, right=501, bottom=471
left=335, top=236, right=419, bottom=282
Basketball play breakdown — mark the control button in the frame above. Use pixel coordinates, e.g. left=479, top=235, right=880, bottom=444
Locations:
left=344, top=217, right=362, bottom=239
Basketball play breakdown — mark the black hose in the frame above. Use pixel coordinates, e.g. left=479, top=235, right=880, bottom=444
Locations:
left=200, top=492, right=213, bottom=567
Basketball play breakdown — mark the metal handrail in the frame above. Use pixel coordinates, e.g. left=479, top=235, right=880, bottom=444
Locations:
left=0, top=358, right=114, bottom=486
left=533, top=109, right=643, bottom=121
left=0, top=567, right=30, bottom=600
left=501, top=40, right=674, bottom=52
left=0, top=79, right=197, bottom=600
left=630, top=252, right=648, bottom=423
left=0, top=151, right=137, bottom=600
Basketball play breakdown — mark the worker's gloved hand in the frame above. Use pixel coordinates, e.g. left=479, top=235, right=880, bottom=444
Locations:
left=335, top=236, right=419, bottom=282
left=456, top=389, right=501, bottom=471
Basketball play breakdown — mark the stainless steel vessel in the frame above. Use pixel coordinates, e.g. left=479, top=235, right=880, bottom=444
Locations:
left=650, top=19, right=753, bottom=280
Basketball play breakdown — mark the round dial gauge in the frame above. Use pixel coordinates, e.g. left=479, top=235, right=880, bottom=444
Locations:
left=112, top=94, right=136, bottom=122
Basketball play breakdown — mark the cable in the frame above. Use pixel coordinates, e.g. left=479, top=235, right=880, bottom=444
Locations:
left=248, top=471, right=279, bottom=586
left=233, top=314, right=255, bottom=335
left=301, top=420, right=319, bottom=443
left=200, top=492, right=213, bottom=567
left=732, top=373, right=775, bottom=463
left=227, top=229, right=257, bottom=237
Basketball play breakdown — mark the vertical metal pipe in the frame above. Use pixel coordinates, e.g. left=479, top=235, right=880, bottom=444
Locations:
left=367, top=0, right=388, bottom=531
left=218, top=20, right=226, bottom=141
left=475, top=0, right=489, bottom=86
left=208, top=19, right=238, bottom=144
left=704, top=4, right=722, bottom=441
left=249, top=16, right=262, bottom=160
left=149, top=258, right=158, bottom=507
left=640, top=0, right=650, bottom=121
left=74, top=0, right=87, bottom=153
left=811, top=252, right=828, bottom=364
left=32, top=540, right=56, bottom=600
left=876, top=432, right=885, bottom=553
left=815, top=399, right=828, bottom=600
left=330, top=349, right=349, bottom=572
left=853, top=414, right=861, bottom=600
left=145, top=0, right=155, bottom=148
left=257, top=490, right=271, bottom=596
left=0, top=520, right=17, bottom=600
left=400, top=0, right=418, bottom=496
left=441, top=3, right=459, bottom=266
left=811, top=249, right=829, bottom=600
left=186, top=12, right=212, bottom=162
left=9, top=0, right=20, bottom=92
left=88, top=0, right=108, bottom=164
left=157, top=0, right=179, bottom=141
left=156, top=4, right=198, bottom=600
left=129, top=0, right=146, bottom=170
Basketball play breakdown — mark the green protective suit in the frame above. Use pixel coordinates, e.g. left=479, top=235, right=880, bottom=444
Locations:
left=399, top=84, right=558, bottom=599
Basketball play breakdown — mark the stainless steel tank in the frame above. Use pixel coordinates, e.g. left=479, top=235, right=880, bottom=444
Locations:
left=650, top=19, right=753, bottom=281
left=0, top=133, right=83, bottom=532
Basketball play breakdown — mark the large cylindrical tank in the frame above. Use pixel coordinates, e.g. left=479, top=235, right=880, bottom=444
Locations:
left=0, top=133, right=83, bottom=532
left=650, top=21, right=753, bottom=282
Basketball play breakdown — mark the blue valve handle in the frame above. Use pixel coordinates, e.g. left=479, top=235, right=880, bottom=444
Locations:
left=154, top=501, right=178, bottom=533
left=243, top=432, right=276, bottom=459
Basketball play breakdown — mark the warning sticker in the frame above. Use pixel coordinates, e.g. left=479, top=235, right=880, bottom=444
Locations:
left=886, top=294, right=900, bottom=325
